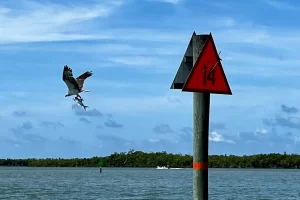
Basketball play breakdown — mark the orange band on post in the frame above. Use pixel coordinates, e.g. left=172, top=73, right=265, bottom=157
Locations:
left=193, top=162, right=208, bottom=170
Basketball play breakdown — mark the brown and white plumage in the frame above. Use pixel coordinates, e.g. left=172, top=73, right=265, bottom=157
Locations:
left=62, top=65, right=92, bottom=98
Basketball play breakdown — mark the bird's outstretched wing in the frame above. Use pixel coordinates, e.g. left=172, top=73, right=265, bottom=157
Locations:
left=63, top=65, right=79, bottom=90
left=76, top=71, right=93, bottom=90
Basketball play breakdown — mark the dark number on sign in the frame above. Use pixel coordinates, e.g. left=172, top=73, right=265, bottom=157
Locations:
left=203, top=65, right=215, bottom=86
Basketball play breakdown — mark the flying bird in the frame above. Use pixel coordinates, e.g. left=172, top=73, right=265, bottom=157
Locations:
left=62, top=65, right=93, bottom=100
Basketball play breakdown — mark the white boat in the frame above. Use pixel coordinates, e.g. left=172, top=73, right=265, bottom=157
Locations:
left=156, top=166, right=169, bottom=169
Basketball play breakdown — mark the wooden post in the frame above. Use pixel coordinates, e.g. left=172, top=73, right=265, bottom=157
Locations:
left=192, top=33, right=210, bottom=200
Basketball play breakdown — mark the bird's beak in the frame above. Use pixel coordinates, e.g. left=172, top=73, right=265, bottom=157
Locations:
left=65, top=95, right=67, bottom=97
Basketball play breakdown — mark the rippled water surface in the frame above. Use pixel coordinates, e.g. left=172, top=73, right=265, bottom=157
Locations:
left=1, top=167, right=300, bottom=199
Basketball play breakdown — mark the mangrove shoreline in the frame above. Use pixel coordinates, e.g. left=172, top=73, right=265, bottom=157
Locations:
left=1, top=150, right=300, bottom=168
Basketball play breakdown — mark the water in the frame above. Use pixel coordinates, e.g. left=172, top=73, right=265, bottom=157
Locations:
left=0, top=167, right=300, bottom=199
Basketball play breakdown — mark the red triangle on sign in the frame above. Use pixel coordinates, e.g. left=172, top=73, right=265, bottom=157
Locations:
left=182, top=33, right=232, bottom=95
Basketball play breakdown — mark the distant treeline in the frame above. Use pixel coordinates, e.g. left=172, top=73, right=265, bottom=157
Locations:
left=1, top=150, right=300, bottom=168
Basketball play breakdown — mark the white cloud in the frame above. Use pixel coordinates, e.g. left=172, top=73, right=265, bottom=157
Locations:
left=113, top=28, right=189, bottom=43
left=207, top=17, right=238, bottom=28
left=88, top=95, right=191, bottom=115
left=10, top=92, right=26, bottom=98
left=204, top=1, right=231, bottom=9
left=209, top=131, right=235, bottom=144
left=255, top=129, right=268, bottom=135
left=151, top=0, right=183, bottom=4
left=212, top=85, right=300, bottom=108
left=291, top=117, right=300, bottom=124
left=0, top=8, right=10, bottom=14
left=13, top=143, right=21, bottom=148
left=222, top=51, right=300, bottom=77
left=148, top=138, right=160, bottom=143
left=0, top=42, right=183, bottom=56
left=294, top=136, right=300, bottom=143
left=0, top=0, right=191, bottom=45
left=0, top=0, right=122, bottom=44
left=263, top=0, right=300, bottom=10
left=110, top=56, right=162, bottom=66
left=7, top=1, right=300, bottom=79
left=1, top=0, right=300, bottom=57
left=88, top=80, right=137, bottom=89
left=215, top=26, right=300, bottom=56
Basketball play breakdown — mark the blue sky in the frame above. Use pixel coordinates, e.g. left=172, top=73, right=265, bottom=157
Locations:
left=1, top=0, right=300, bottom=158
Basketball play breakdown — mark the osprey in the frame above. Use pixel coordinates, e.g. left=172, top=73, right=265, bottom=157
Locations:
left=62, top=65, right=93, bottom=100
